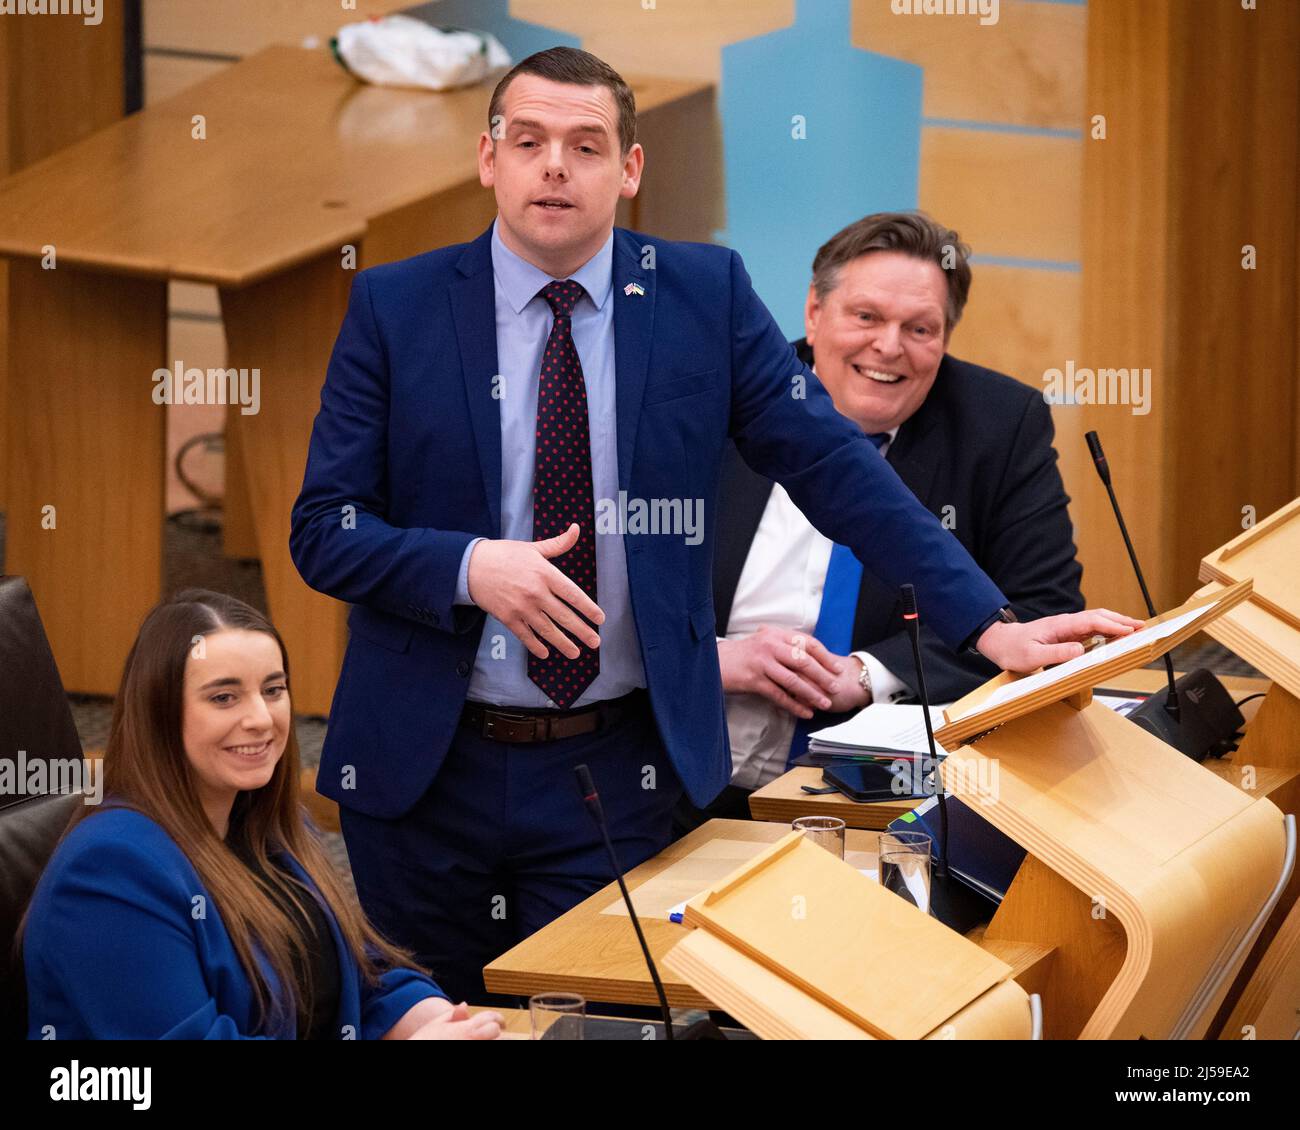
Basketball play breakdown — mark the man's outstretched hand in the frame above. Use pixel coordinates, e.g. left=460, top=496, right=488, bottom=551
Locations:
left=976, top=608, right=1145, bottom=672
left=465, top=523, right=604, bottom=660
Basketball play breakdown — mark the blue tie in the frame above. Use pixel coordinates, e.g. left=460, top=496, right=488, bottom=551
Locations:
left=785, top=432, right=890, bottom=767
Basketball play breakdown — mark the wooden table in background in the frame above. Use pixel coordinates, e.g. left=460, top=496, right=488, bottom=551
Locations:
left=0, top=45, right=713, bottom=713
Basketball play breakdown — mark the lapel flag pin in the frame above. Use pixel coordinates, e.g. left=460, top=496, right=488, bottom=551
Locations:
left=623, top=281, right=645, bottom=297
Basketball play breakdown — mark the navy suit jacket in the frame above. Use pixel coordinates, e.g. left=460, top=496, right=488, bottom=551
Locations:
left=290, top=224, right=1007, bottom=813
left=714, top=342, right=1085, bottom=714
left=24, top=807, right=443, bottom=1039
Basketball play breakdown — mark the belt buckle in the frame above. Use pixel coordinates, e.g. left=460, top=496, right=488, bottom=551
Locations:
left=484, top=710, right=538, bottom=742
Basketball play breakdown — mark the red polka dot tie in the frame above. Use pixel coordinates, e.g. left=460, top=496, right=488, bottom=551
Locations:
left=528, top=279, right=600, bottom=708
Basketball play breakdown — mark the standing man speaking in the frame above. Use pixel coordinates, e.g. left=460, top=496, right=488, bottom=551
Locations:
left=291, top=47, right=1138, bottom=1002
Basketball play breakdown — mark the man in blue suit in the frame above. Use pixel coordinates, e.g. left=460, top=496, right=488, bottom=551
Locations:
left=291, top=47, right=1138, bottom=1002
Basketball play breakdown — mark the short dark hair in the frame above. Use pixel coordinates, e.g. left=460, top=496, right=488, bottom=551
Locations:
left=487, top=46, right=637, bottom=156
left=811, top=211, right=973, bottom=330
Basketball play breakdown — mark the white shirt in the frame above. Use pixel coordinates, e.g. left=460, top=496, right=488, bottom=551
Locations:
left=723, top=428, right=910, bottom=790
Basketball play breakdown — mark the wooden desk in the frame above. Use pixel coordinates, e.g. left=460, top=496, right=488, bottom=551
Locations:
left=749, top=771, right=918, bottom=830
left=0, top=45, right=713, bottom=713
left=481, top=672, right=1277, bottom=1020
left=483, top=817, right=1054, bottom=1009
left=484, top=819, right=872, bottom=1009
left=749, top=671, right=1272, bottom=829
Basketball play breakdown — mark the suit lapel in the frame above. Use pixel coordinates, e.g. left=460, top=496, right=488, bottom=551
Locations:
left=884, top=411, right=941, bottom=511
left=612, top=229, right=656, bottom=492
left=450, top=227, right=503, bottom=537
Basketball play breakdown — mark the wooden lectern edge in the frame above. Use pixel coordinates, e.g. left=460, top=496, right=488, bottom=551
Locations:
left=1178, top=500, right=1300, bottom=1034
left=1192, top=580, right=1300, bottom=704
left=697, top=830, right=805, bottom=905
left=1063, top=687, right=1093, bottom=711
left=948, top=769, right=1165, bottom=1038
left=663, top=931, right=1032, bottom=1039
left=1199, top=500, right=1300, bottom=635
left=947, top=770, right=1150, bottom=1021
left=935, top=579, right=1253, bottom=747
left=681, top=835, right=1014, bottom=1040
left=1211, top=496, right=1300, bottom=564
left=943, top=724, right=1288, bottom=1039
left=1217, top=894, right=1300, bottom=1040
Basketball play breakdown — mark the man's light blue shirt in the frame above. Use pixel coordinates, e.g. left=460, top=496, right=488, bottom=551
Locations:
left=453, top=219, right=646, bottom=707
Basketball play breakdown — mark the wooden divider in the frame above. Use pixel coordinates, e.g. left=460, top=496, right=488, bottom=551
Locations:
left=0, top=3, right=127, bottom=526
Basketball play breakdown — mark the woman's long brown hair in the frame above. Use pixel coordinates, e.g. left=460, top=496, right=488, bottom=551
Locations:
left=56, top=588, right=424, bottom=1035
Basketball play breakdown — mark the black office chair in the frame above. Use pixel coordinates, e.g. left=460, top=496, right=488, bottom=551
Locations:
left=0, top=577, right=85, bottom=1039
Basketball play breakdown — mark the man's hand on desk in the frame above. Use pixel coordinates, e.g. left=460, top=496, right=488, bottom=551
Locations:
left=465, top=523, right=605, bottom=660
left=976, top=608, right=1144, bottom=672
left=718, top=626, right=870, bottom=719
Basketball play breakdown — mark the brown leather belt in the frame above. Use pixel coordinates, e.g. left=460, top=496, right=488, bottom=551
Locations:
left=460, top=689, right=648, bottom=744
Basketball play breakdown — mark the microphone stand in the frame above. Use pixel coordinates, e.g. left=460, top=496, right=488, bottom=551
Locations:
left=575, top=765, right=726, bottom=1040
left=898, top=585, right=997, bottom=934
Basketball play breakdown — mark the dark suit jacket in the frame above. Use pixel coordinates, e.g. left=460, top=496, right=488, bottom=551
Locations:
left=713, top=340, right=1084, bottom=713
left=291, top=226, right=1008, bottom=814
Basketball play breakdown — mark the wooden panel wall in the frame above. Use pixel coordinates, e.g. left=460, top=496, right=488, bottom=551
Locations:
left=0, top=3, right=126, bottom=532
left=1163, top=0, right=1299, bottom=602
left=1075, top=0, right=1299, bottom=611
left=1070, top=0, right=1173, bottom=617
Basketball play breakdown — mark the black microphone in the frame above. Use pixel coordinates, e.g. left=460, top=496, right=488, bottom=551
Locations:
left=1085, top=430, right=1180, bottom=721
left=900, top=585, right=950, bottom=878
left=898, top=585, right=996, bottom=934
left=573, top=765, right=725, bottom=1040
left=1084, top=431, right=1243, bottom=761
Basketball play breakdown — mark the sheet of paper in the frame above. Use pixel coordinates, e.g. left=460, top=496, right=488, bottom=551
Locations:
left=976, top=605, right=1208, bottom=713
left=808, top=703, right=951, bottom=754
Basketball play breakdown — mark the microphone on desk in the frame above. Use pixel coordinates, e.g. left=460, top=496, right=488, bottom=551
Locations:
left=1085, top=430, right=1182, bottom=721
left=573, top=764, right=725, bottom=1041
left=899, top=584, right=998, bottom=934
left=1084, top=430, right=1242, bottom=761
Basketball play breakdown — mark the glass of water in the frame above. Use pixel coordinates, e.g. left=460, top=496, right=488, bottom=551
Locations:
left=792, top=815, right=847, bottom=859
left=530, top=992, right=586, bottom=1040
left=877, top=829, right=932, bottom=913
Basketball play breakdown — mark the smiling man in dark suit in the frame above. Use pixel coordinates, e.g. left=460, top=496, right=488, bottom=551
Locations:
left=688, top=212, right=1086, bottom=822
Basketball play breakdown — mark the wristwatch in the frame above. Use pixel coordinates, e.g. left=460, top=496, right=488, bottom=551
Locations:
left=964, top=604, right=1018, bottom=654
left=856, top=656, right=873, bottom=700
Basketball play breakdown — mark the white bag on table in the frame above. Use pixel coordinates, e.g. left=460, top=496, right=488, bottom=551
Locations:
left=333, top=15, right=512, bottom=92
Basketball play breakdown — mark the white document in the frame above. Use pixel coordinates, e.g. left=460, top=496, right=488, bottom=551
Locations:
left=808, top=703, right=951, bottom=755
left=976, top=605, right=1208, bottom=713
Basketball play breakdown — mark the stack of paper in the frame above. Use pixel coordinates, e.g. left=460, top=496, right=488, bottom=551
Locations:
left=806, top=703, right=950, bottom=759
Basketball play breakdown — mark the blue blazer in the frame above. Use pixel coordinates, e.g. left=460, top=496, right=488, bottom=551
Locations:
left=24, top=807, right=445, bottom=1039
left=290, top=224, right=1006, bottom=815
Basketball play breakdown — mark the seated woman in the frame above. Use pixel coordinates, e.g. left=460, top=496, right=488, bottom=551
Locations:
left=22, top=589, right=500, bottom=1040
